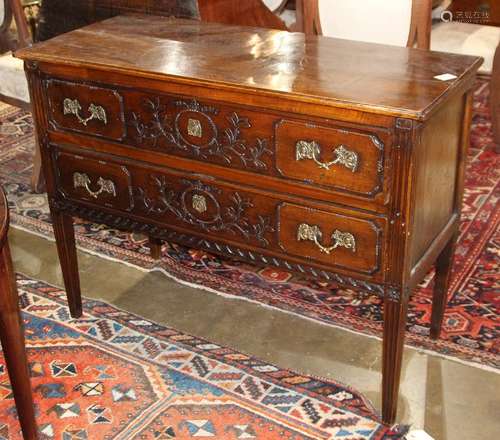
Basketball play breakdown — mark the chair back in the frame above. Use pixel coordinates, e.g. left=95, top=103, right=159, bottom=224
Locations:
left=0, top=0, right=12, bottom=34
left=299, top=0, right=431, bottom=49
left=197, top=0, right=288, bottom=30
left=6, top=0, right=31, bottom=47
left=319, top=0, right=413, bottom=46
left=37, top=0, right=288, bottom=42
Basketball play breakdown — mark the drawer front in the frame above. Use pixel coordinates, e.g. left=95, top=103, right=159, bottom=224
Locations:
left=54, top=151, right=133, bottom=211
left=124, top=91, right=388, bottom=202
left=51, top=146, right=384, bottom=279
left=276, top=120, right=385, bottom=197
left=278, top=203, right=381, bottom=274
left=46, top=79, right=125, bottom=141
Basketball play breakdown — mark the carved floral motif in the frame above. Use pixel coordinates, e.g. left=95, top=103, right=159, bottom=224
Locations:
left=134, top=176, right=274, bottom=246
left=128, top=98, right=273, bottom=169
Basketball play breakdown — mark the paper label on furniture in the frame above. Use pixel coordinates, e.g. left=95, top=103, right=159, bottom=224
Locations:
left=406, top=430, right=435, bottom=440
left=434, top=73, right=458, bottom=81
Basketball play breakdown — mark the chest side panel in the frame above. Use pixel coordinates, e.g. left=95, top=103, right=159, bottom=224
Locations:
left=409, top=92, right=465, bottom=269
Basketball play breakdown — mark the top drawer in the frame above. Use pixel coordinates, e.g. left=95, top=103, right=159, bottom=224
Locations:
left=44, top=79, right=390, bottom=206
left=46, top=79, right=125, bottom=141
left=275, top=120, right=385, bottom=198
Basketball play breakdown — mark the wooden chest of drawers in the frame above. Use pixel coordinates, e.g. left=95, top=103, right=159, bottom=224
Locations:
left=16, top=14, right=482, bottom=425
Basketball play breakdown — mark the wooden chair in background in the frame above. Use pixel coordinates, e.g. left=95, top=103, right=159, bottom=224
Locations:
left=0, top=8, right=39, bottom=432
left=0, top=0, right=44, bottom=192
left=0, top=0, right=31, bottom=107
left=430, top=1, right=500, bottom=149
left=196, top=0, right=288, bottom=30
left=296, top=0, right=499, bottom=148
left=431, top=3, right=500, bottom=75
left=0, top=0, right=12, bottom=49
left=36, top=0, right=292, bottom=42
left=0, top=186, right=38, bottom=439
left=296, top=0, right=432, bottom=48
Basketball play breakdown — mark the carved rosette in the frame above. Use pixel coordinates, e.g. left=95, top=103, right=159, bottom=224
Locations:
left=134, top=176, right=274, bottom=246
left=128, top=98, right=273, bottom=169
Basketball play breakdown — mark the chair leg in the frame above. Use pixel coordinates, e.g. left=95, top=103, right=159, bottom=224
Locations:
left=30, top=132, right=45, bottom=193
left=0, top=243, right=38, bottom=439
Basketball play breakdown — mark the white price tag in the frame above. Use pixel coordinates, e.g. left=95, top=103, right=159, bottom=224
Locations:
left=434, top=73, right=458, bottom=81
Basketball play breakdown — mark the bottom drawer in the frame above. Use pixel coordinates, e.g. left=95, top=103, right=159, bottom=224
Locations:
left=51, top=145, right=385, bottom=279
left=278, top=203, right=382, bottom=274
left=54, top=150, right=133, bottom=211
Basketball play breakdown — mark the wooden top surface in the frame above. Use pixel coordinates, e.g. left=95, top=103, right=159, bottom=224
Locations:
left=16, top=14, right=482, bottom=120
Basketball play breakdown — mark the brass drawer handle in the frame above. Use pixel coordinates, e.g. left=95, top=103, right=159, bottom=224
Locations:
left=296, top=141, right=359, bottom=172
left=63, top=98, right=108, bottom=126
left=73, top=172, right=116, bottom=199
left=297, top=223, right=356, bottom=254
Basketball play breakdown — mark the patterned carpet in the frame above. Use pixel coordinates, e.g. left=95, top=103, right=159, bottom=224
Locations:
left=0, top=80, right=498, bottom=371
left=0, top=274, right=406, bottom=439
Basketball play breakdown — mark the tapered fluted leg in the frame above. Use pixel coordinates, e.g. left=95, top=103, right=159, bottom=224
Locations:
left=430, top=236, right=456, bottom=339
left=51, top=210, right=82, bottom=318
left=0, top=243, right=38, bottom=439
left=382, top=289, right=409, bottom=425
left=148, top=236, right=163, bottom=260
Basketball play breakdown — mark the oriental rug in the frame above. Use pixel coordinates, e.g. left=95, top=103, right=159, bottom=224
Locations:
left=0, top=273, right=406, bottom=439
left=0, top=80, right=498, bottom=371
